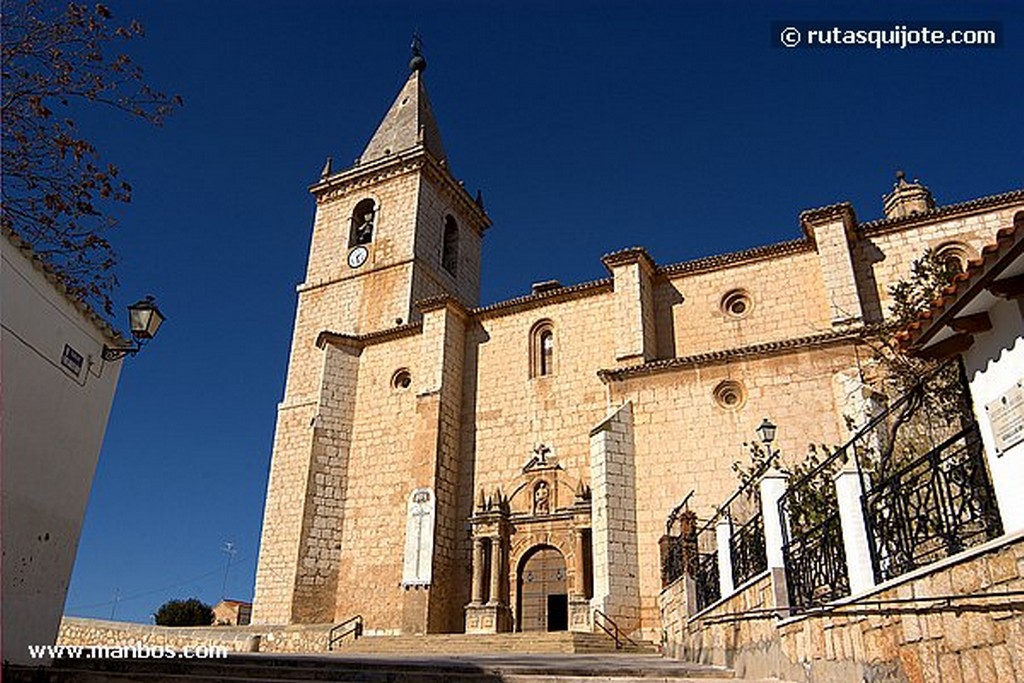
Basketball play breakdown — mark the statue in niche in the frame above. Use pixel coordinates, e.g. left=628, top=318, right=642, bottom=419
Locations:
left=533, top=481, right=550, bottom=515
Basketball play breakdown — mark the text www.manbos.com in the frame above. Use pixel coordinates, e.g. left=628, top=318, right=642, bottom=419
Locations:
left=774, top=22, right=1001, bottom=50
left=28, top=644, right=229, bottom=659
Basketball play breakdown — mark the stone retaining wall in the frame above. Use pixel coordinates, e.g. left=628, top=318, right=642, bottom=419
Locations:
left=57, top=617, right=331, bottom=653
left=660, top=532, right=1024, bottom=683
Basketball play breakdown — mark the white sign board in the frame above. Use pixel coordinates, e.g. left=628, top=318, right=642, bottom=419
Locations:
left=987, top=380, right=1024, bottom=456
left=402, top=488, right=435, bottom=587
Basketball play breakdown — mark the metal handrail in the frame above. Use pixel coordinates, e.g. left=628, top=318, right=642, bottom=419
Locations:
left=327, top=614, right=363, bottom=651
left=592, top=609, right=638, bottom=650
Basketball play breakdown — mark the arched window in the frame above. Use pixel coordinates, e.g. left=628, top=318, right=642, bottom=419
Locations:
left=349, top=198, right=376, bottom=247
left=530, top=320, right=555, bottom=378
left=442, top=215, right=459, bottom=276
left=934, top=241, right=972, bottom=277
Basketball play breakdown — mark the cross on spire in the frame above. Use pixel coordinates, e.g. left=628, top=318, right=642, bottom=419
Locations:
left=410, top=32, right=426, bottom=72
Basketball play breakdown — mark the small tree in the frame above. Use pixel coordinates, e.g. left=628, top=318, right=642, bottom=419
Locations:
left=732, top=440, right=844, bottom=534
left=874, top=248, right=963, bottom=392
left=154, top=598, right=214, bottom=627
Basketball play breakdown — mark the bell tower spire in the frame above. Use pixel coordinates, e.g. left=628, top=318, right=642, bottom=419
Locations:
left=358, top=37, right=446, bottom=166
left=296, top=44, right=488, bottom=336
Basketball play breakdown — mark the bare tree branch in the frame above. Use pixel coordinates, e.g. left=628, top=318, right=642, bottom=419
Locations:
left=1, top=0, right=182, bottom=314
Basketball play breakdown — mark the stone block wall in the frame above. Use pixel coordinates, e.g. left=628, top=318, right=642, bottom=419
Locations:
left=662, top=532, right=1024, bottom=683
left=291, top=341, right=361, bottom=623
left=589, top=402, right=641, bottom=634
left=332, top=333, right=422, bottom=632
left=654, top=248, right=829, bottom=360
left=412, top=174, right=484, bottom=308
left=57, top=617, right=330, bottom=654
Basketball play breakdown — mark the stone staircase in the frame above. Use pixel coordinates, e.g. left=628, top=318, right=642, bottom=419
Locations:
left=329, top=631, right=659, bottom=655
left=5, top=652, right=793, bottom=683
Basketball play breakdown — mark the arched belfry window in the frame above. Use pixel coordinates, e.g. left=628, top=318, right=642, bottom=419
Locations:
left=442, top=215, right=459, bottom=276
left=530, top=320, right=555, bottom=378
left=349, top=198, right=377, bottom=247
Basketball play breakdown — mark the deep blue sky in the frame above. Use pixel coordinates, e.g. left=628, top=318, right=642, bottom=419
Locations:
left=65, top=1, right=1022, bottom=623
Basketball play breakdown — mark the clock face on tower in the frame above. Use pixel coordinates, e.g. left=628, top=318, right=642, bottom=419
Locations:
left=347, top=245, right=369, bottom=269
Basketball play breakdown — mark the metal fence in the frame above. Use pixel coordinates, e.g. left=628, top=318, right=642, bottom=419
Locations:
left=780, top=358, right=1003, bottom=612
left=730, top=511, right=767, bottom=588
left=863, top=423, right=1003, bottom=583
left=779, top=444, right=849, bottom=611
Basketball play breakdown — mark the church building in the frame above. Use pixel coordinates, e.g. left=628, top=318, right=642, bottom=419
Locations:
left=251, top=50, right=1024, bottom=640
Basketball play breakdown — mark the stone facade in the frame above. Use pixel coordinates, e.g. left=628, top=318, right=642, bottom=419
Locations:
left=251, top=58, right=1024, bottom=640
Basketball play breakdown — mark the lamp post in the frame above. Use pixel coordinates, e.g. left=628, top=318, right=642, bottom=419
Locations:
left=102, top=295, right=166, bottom=361
left=756, top=417, right=777, bottom=446
left=756, top=417, right=779, bottom=471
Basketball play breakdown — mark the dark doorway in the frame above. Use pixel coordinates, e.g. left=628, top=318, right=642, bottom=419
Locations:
left=546, top=594, right=568, bottom=631
left=518, top=545, right=567, bottom=632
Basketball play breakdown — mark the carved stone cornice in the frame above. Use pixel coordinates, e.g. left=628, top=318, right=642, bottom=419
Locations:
left=799, top=202, right=858, bottom=243
left=597, top=327, right=872, bottom=382
left=310, top=145, right=491, bottom=236
left=472, top=278, right=613, bottom=320
left=860, top=188, right=1024, bottom=237
left=311, top=153, right=426, bottom=203
left=316, top=321, right=423, bottom=351
left=657, top=238, right=814, bottom=278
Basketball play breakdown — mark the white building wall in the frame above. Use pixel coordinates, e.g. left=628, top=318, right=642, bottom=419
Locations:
left=964, top=296, right=1024, bottom=535
left=2, top=236, right=123, bottom=664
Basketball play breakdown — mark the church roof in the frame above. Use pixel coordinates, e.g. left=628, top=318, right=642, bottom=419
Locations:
left=359, top=69, right=447, bottom=165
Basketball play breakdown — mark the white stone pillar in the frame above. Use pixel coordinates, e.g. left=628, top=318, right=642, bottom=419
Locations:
left=716, top=517, right=735, bottom=598
left=760, top=468, right=791, bottom=613
left=759, top=469, right=788, bottom=570
left=833, top=463, right=876, bottom=596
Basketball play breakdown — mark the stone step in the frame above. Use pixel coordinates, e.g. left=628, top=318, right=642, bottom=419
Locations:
left=330, top=631, right=658, bottom=655
left=3, top=653, right=764, bottom=683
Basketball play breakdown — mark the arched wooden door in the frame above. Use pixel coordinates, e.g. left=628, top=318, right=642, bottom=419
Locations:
left=518, top=545, right=568, bottom=632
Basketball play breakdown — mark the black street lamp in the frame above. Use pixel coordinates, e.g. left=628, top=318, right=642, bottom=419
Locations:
left=102, top=296, right=166, bottom=361
left=756, top=418, right=777, bottom=446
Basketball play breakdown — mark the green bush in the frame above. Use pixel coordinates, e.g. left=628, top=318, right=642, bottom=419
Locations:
left=154, top=598, right=214, bottom=627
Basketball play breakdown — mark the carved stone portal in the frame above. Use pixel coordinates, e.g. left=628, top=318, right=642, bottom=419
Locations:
left=465, top=451, right=592, bottom=633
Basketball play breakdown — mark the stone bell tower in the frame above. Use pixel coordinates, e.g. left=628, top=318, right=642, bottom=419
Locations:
left=252, top=46, right=489, bottom=626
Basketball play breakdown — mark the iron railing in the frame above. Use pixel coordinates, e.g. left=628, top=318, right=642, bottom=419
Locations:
left=661, top=491, right=696, bottom=587
left=693, top=550, right=721, bottom=612
left=688, top=468, right=767, bottom=611
left=730, top=511, right=766, bottom=587
left=780, top=358, right=998, bottom=612
left=593, top=609, right=639, bottom=650
left=782, top=509, right=850, bottom=610
left=863, top=424, right=1003, bottom=583
left=327, top=614, right=363, bottom=650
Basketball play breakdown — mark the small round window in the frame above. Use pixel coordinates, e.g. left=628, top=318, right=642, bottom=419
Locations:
left=713, top=380, right=746, bottom=410
left=391, top=368, right=412, bottom=390
left=721, top=290, right=752, bottom=318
